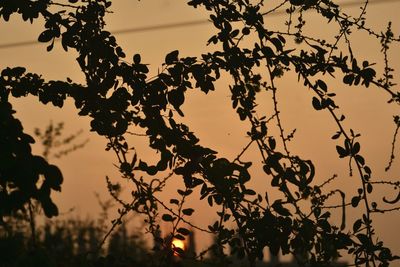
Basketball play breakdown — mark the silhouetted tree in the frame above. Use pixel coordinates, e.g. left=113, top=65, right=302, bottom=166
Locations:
left=1, top=1, right=399, bottom=266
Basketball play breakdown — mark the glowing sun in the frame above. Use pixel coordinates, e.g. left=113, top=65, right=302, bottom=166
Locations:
left=171, top=239, right=185, bottom=252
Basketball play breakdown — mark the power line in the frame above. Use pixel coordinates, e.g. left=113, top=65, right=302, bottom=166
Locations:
left=113, top=0, right=398, bottom=34
left=0, top=0, right=398, bottom=50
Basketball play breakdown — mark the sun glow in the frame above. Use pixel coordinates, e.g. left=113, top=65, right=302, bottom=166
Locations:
left=171, top=239, right=185, bottom=253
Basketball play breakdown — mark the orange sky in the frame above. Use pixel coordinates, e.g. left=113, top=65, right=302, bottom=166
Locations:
left=1, top=0, right=399, bottom=261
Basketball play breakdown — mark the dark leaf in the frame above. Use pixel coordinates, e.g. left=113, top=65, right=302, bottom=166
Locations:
left=170, top=198, right=179, bottom=205
left=352, top=142, right=360, bottom=155
left=44, top=164, right=63, bottom=191
left=268, top=137, right=276, bottom=150
left=38, top=30, right=54, bottom=43
left=364, top=166, right=371, bottom=175
left=174, top=234, right=185, bottom=240
left=168, top=89, right=185, bottom=109
left=166, top=50, right=179, bottom=64
left=355, top=155, right=365, bottom=165
left=46, top=41, right=54, bottom=52
left=332, top=131, right=341, bottom=139
left=42, top=199, right=59, bottom=218
left=356, top=233, right=369, bottom=246
left=366, top=183, right=373, bottom=194
left=343, top=74, right=354, bottom=85
left=336, top=146, right=348, bottom=158
left=162, top=214, right=174, bottom=222
left=317, top=79, right=327, bottom=92
left=270, top=38, right=282, bottom=51
left=182, top=208, right=194, bottom=216
left=312, top=97, right=321, bottom=110
left=244, top=189, right=256, bottom=195
left=351, top=196, right=360, bottom=207
left=133, top=54, right=141, bottom=64
left=177, top=227, right=190, bottom=236
left=353, top=219, right=363, bottom=233
left=207, top=195, right=213, bottom=206
left=177, top=189, right=192, bottom=196
left=272, top=201, right=291, bottom=216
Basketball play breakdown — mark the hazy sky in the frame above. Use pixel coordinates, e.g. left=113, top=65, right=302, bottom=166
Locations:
left=0, top=0, right=399, bottom=260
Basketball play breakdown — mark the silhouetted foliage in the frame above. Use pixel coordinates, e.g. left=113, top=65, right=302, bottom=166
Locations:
left=1, top=0, right=399, bottom=266
left=0, top=100, right=62, bottom=218
left=0, top=213, right=149, bottom=267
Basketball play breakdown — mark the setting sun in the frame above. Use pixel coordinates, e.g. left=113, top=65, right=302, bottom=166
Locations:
left=171, top=239, right=185, bottom=252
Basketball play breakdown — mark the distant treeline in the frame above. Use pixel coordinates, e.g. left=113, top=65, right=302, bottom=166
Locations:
left=0, top=213, right=150, bottom=267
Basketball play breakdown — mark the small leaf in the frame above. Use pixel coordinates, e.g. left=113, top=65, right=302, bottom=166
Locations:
left=353, top=219, right=363, bottom=233
left=170, top=199, right=179, bottom=205
left=174, top=234, right=185, bottom=240
left=207, top=195, right=213, bottom=206
left=182, top=208, right=194, bottom=216
left=270, top=38, right=282, bottom=51
left=46, top=41, right=54, bottom=52
left=312, top=97, right=322, bottom=110
left=336, top=146, right=348, bottom=158
left=364, top=166, right=371, bottom=175
left=162, top=214, right=174, bottom=222
left=343, top=74, right=354, bottom=85
left=244, top=189, right=256, bottom=195
left=166, top=50, right=179, bottom=64
left=45, top=164, right=63, bottom=191
left=272, top=201, right=291, bottom=216
left=42, top=199, right=59, bottom=218
left=271, top=175, right=280, bottom=187
left=332, top=131, right=341, bottom=140
left=356, top=233, right=369, bottom=245
left=352, top=142, right=360, bottom=155
left=242, top=27, right=250, bottom=35
left=168, top=89, right=185, bottom=109
left=318, top=219, right=332, bottom=232
left=263, top=164, right=271, bottom=175
left=177, top=189, right=192, bottom=196
left=351, top=196, right=360, bottom=207
left=366, top=183, right=373, bottom=194
left=268, top=137, right=276, bottom=150
left=146, top=165, right=158, bottom=176
left=133, top=54, right=141, bottom=64
left=214, top=194, right=223, bottom=205
left=317, top=79, right=327, bottom=92
left=355, top=155, right=365, bottom=165
left=177, top=227, right=190, bottom=236
left=231, top=29, right=240, bottom=37
left=38, top=29, right=54, bottom=43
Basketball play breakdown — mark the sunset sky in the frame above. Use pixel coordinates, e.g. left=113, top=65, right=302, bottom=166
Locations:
left=1, top=0, right=399, bottom=261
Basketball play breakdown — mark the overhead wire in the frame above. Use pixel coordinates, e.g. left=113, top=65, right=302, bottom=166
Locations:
left=0, top=0, right=398, bottom=49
